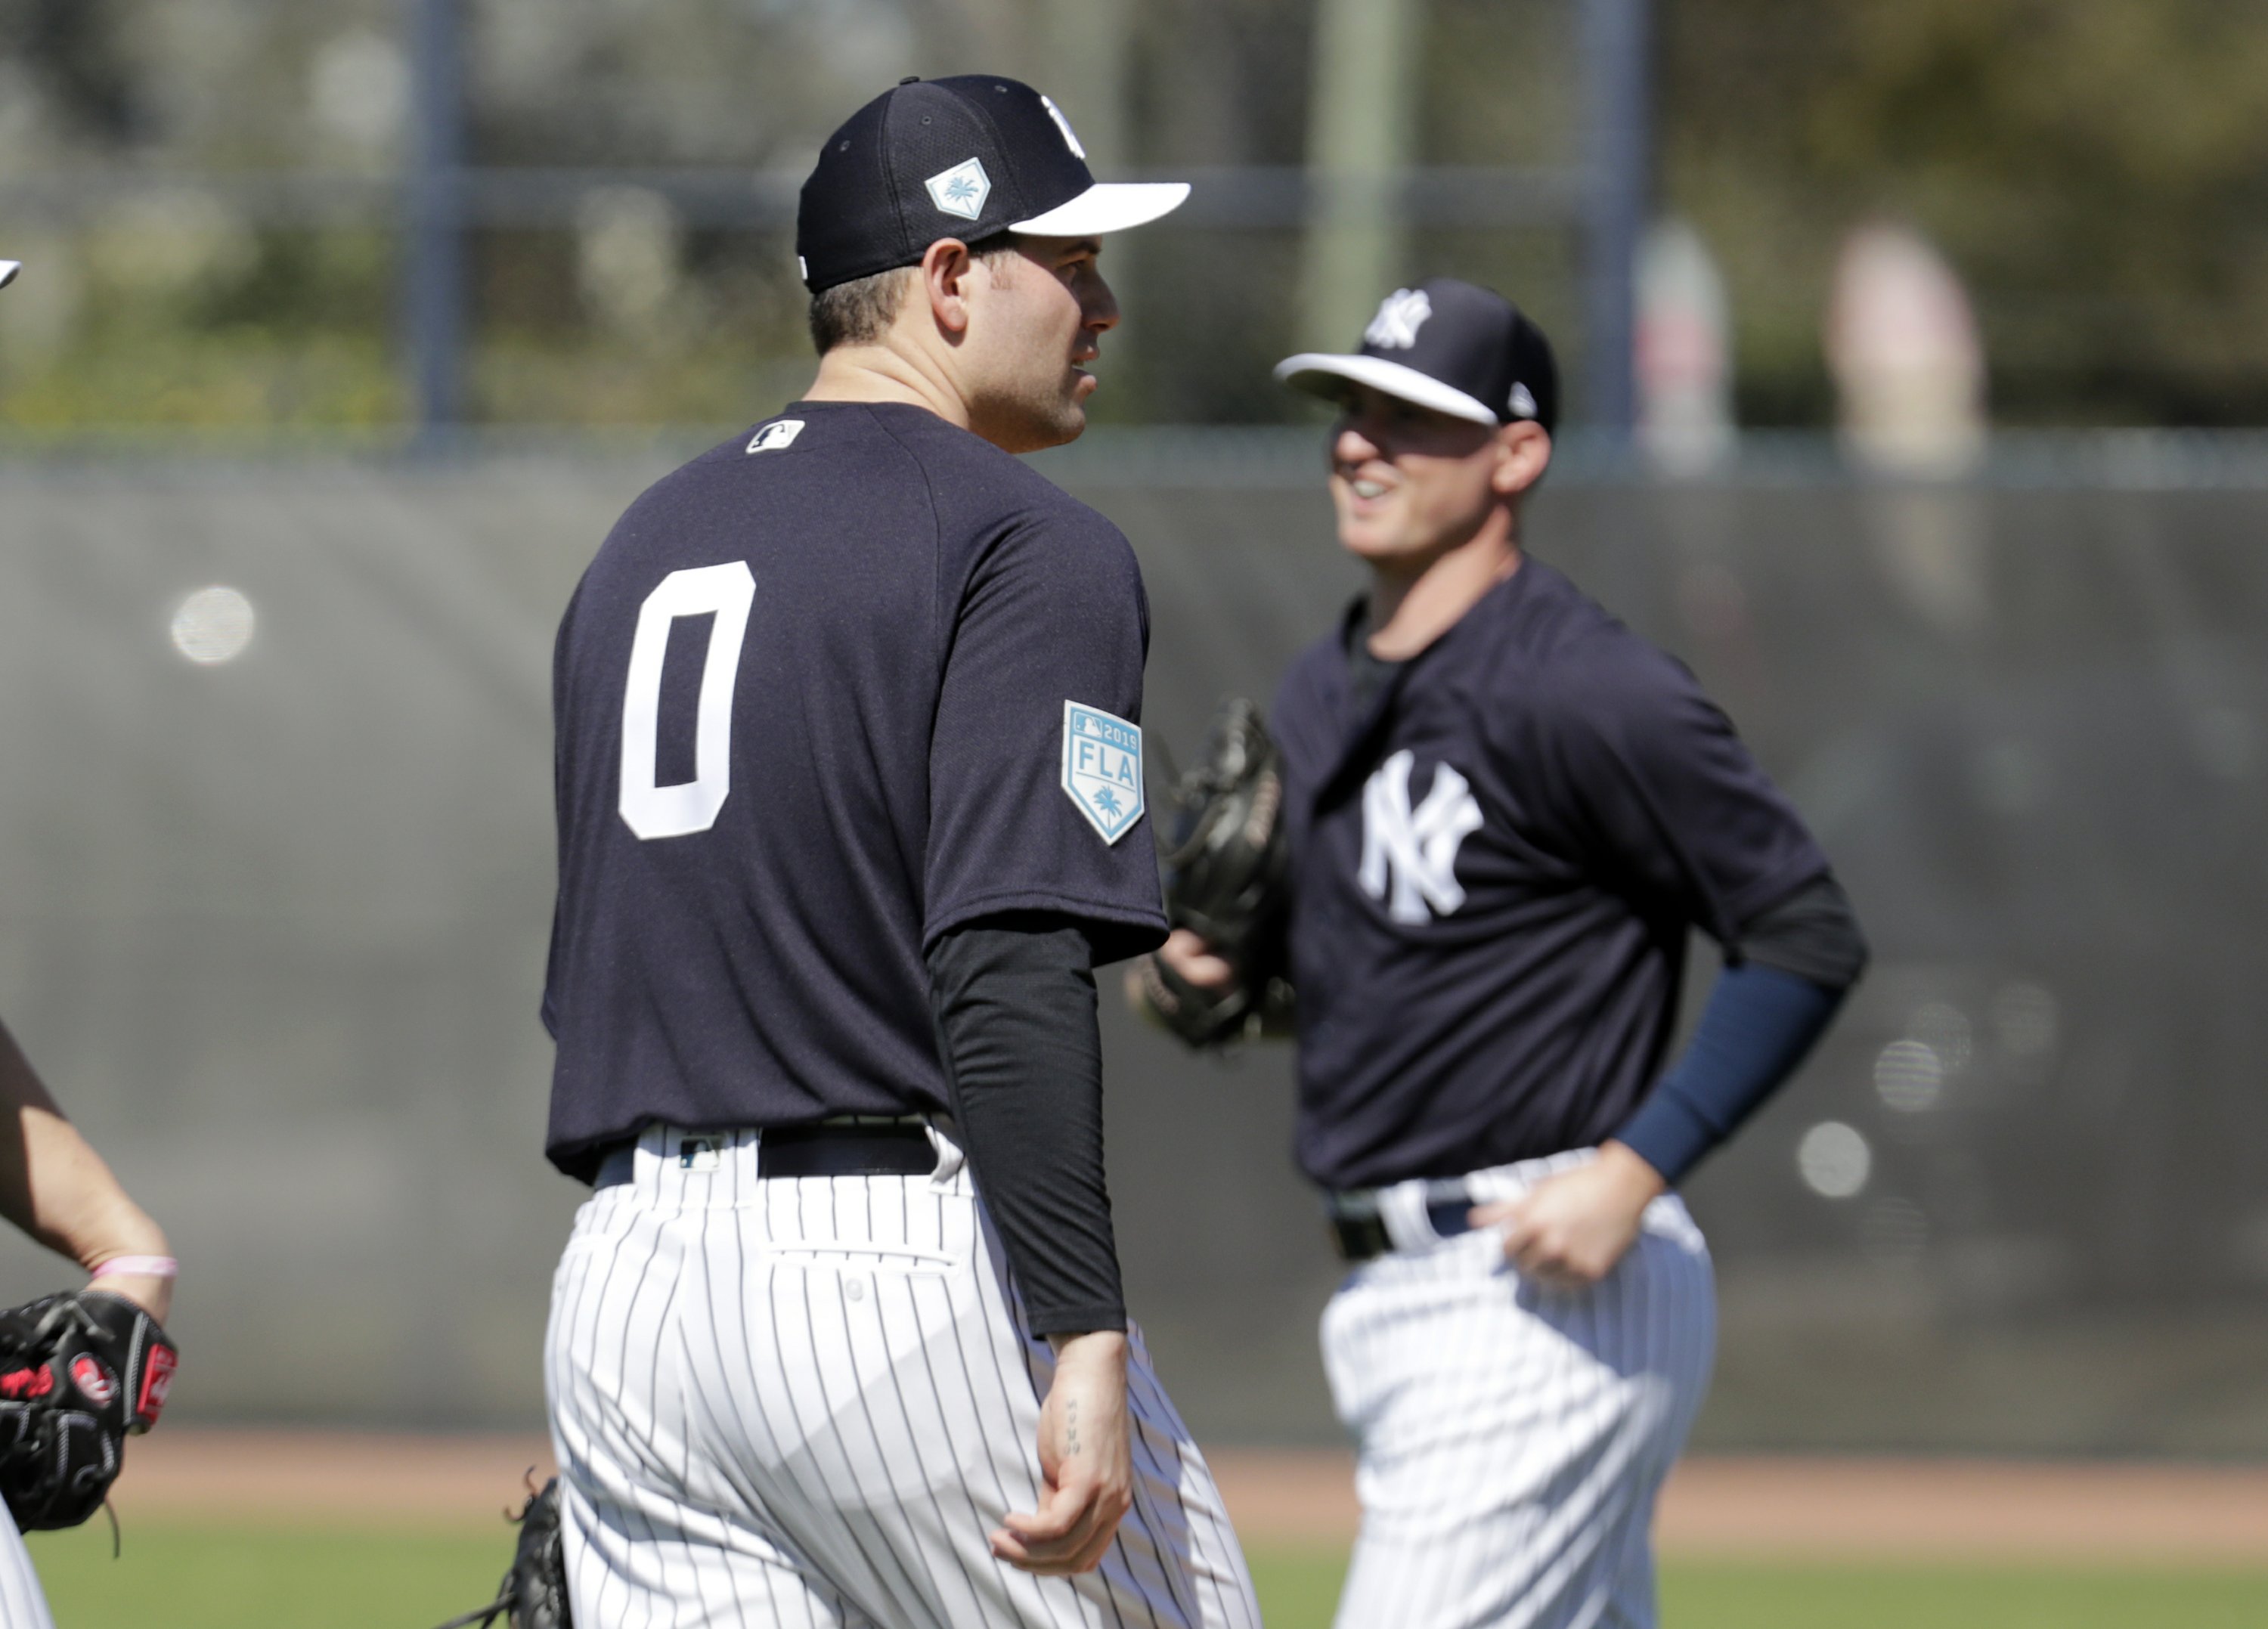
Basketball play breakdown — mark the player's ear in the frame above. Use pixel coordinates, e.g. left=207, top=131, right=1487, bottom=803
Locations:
left=919, top=239, right=978, bottom=341
left=1491, top=420, right=1552, bottom=497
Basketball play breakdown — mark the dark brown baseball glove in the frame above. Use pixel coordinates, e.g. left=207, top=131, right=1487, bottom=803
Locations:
left=1136, top=698, right=1295, bottom=1048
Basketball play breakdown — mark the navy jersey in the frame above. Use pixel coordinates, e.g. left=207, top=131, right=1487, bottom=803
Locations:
left=542, top=403, right=1166, bottom=1181
left=1274, top=559, right=1828, bottom=1191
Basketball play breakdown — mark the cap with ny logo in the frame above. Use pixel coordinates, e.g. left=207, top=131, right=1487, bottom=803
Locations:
left=1275, top=277, right=1560, bottom=434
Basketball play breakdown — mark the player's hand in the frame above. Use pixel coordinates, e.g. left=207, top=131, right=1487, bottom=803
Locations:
left=1470, top=1141, right=1666, bottom=1290
left=1121, top=928, right=1238, bottom=1015
left=1156, top=928, right=1236, bottom=990
left=992, top=1330, right=1132, bottom=1576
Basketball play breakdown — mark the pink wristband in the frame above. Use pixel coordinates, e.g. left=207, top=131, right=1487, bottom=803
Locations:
left=91, top=1256, right=178, bottom=1281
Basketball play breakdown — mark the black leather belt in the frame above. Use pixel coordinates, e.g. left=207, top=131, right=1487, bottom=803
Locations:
left=1326, top=1188, right=1477, bottom=1262
left=756, top=1122, right=936, bottom=1180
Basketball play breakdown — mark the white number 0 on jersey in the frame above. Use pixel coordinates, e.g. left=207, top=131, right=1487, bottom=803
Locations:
left=618, top=562, right=755, bottom=841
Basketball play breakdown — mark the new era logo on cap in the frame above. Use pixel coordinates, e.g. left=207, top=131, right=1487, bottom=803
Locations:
left=925, top=159, right=992, bottom=221
left=795, top=75, right=1189, bottom=293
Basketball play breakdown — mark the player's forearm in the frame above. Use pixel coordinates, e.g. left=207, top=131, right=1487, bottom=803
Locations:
left=1614, top=873, right=1868, bottom=1184
left=928, top=917, right=1128, bottom=1336
left=1613, top=962, right=1846, bottom=1184
left=0, top=1023, right=169, bottom=1273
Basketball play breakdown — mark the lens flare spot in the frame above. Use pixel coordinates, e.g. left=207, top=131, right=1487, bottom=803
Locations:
left=170, top=585, right=256, bottom=664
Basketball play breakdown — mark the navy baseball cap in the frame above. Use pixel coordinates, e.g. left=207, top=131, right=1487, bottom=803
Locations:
left=795, top=76, right=1188, bottom=293
left=1275, top=277, right=1560, bottom=434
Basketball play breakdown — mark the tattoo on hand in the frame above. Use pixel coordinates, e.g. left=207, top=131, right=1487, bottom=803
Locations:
left=1065, top=1398, right=1080, bottom=1457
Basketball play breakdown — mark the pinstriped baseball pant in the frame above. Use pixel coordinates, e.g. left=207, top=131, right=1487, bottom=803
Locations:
left=545, top=1123, right=1260, bottom=1628
left=0, top=1505, right=52, bottom=1628
left=1321, top=1151, right=1716, bottom=1629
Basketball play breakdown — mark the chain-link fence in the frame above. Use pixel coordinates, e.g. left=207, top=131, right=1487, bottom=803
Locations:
left=2, top=444, right=2263, bottom=1452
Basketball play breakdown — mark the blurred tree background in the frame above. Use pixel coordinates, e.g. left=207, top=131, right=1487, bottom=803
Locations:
left=1662, top=0, right=2268, bottom=428
left=3, top=0, right=2266, bottom=433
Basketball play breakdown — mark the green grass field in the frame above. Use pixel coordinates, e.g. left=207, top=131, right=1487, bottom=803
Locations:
left=26, top=1522, right=2268, bottom=1627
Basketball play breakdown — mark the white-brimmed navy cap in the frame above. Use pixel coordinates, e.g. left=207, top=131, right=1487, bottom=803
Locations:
left=796, top=76, right=1188, bottom=293
left=1276, top=277, right=1560, bottom=433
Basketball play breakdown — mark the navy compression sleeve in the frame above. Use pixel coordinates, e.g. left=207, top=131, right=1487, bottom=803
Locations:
left=1612, top=963, right=1844, bottom=1185
left=1612, top=874, right=1869, bottom=1184
left=926, top=916, right=1126, bottom=1337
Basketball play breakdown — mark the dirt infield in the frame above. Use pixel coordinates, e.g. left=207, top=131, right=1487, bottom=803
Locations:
left=107, top=1432, right=2268, bottom=1562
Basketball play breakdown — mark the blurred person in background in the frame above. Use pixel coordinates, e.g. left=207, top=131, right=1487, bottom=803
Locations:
left=1135, top=279, right=1867, bottom=1628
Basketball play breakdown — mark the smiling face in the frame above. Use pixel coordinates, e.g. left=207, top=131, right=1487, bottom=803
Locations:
left=958, top=234, right=1118, bottom=453
left=1327, top=384, right=1546, bottom=571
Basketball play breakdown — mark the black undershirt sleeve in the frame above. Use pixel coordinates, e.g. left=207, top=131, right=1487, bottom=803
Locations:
left=926, top=913, right=1126, bottom=1338
left=1613, top=872, right=1870, bottom=1183
left=1734, top=872, right=1870, bottom=988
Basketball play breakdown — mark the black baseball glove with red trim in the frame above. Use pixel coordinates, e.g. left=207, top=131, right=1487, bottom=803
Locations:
left=0, top=1288, right=178, bottom=1531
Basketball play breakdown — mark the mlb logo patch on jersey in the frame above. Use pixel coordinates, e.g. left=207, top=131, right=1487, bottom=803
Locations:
left=1061, top=701, right=1144, bottom=845
left=746, top=419, right=805, bottom=454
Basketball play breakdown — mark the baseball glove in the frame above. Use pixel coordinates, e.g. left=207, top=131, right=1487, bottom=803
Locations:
left=435, top=1475, right=572, bottom=1629
left=1137, top=698, right=1294, bottom=1048
left=0, top=1288, right=178, bottom=1532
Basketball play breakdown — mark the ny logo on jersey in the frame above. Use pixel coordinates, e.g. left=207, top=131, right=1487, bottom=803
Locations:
left=925, top=158, right=992, bottom=221
left=1358, top=750, right=1482, bottom=923
left=1364, top=288, right=1433, bottom=350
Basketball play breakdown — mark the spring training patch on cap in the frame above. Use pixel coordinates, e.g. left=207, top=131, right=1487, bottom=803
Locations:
left=925, top=158, right=991, bottom=221
left=1061, top=701, right=1144, bottom=844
